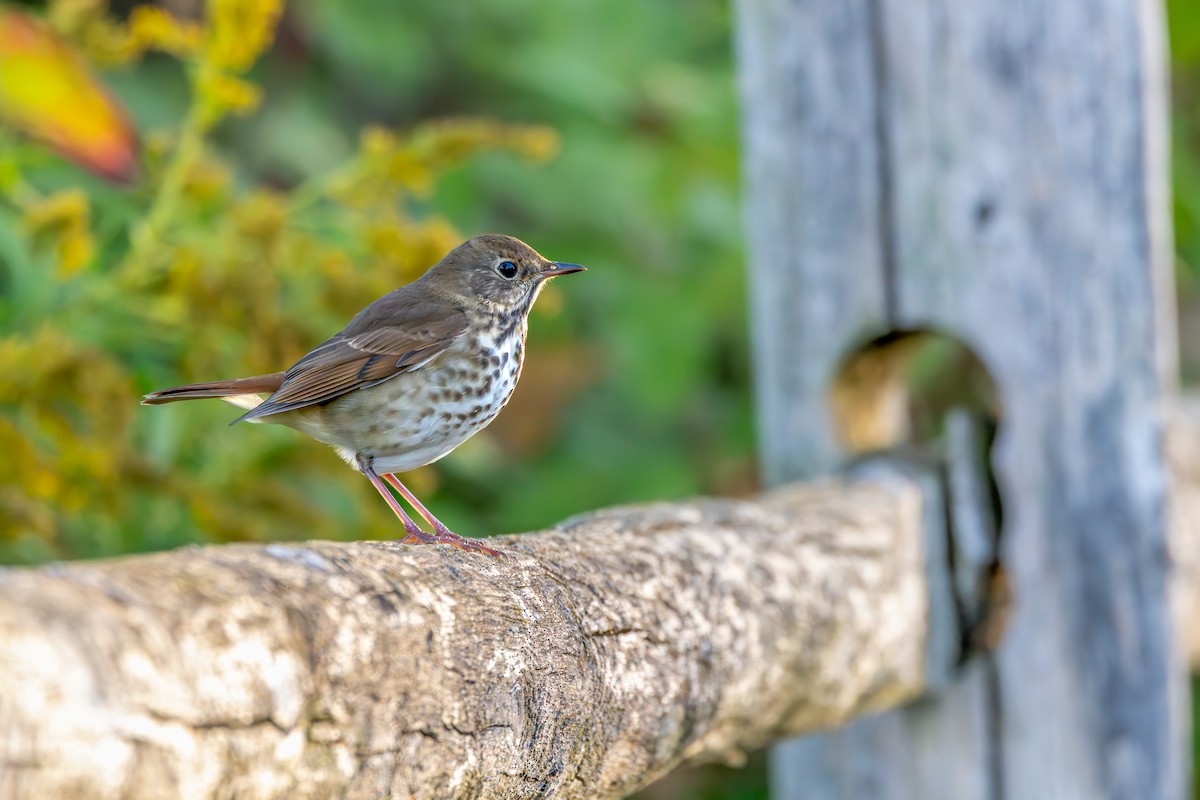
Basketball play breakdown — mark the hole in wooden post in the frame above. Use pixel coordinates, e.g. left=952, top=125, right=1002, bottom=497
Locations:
left=829, top=329, right=999, bottom=456
left=830, top=329, right=1009, bottom=655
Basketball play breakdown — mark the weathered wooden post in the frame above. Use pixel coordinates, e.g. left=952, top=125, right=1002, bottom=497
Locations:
left=735, top=0, right=1187, bottom=797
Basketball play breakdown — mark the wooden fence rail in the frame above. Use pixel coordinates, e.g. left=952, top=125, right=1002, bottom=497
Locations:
left=0, top=479, right=929, bottom=800
left=3, top=391, right=1200, bottom=799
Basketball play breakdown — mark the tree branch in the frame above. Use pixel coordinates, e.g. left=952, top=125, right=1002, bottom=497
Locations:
left=0, top=480, right=925, bottom=800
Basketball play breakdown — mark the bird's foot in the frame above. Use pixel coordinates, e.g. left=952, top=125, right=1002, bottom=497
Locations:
left=433, top=523, right=506, bottom=558
left=397, top=523, right=504, bottom=558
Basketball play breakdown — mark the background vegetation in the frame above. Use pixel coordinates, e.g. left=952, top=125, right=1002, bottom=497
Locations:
left=0, top=0, right=750, bottom=565
left=1, top=0, right=1198, bottom=797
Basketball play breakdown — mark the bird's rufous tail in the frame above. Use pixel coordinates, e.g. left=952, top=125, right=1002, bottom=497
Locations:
left=141, top=373, right=286, bottom=412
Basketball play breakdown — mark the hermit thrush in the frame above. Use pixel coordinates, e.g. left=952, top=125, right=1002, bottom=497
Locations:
left=142, top=234, right=585, bottom=556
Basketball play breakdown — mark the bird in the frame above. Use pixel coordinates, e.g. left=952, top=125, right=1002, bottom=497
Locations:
left=142, top=234, right=586, bottom=557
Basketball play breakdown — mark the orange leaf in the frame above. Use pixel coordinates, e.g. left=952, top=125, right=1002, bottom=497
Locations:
left=0, top=9, right=136, bottom=182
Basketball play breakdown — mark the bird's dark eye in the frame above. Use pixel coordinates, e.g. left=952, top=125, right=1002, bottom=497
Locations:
left=496, top=260, right=519, bottom=279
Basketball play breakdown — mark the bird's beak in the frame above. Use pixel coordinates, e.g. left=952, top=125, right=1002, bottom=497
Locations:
left=540, top=262, right=587, bottom=278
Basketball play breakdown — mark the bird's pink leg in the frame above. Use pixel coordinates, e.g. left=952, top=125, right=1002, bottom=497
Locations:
left=381, top=473, right=453, bottom=533
left=356, top=455, right=439, bottom=546
left=382, top=473, right=503, bottom=557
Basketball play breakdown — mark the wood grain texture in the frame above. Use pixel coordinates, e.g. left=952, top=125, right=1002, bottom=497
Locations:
left=0, top=480, right=926, bottom=800
left=733, top=0, right=889, bottom=483
left=880, top=1, right=1182, bottom=797
left=736, top=0, right=1183, bottom=797
left=733, top=0, right=989, bottom=795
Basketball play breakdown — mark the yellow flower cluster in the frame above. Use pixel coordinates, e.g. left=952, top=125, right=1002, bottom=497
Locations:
left=362, top=215, right=462, bottom=283
left=334, top=119, right=560, bottom=208
left=196, top=71, right=262, bottom=125
left=48, top=0, right=200, bottom=65
left=126, top=7, right=203, bottom=59
left=45, top=0, right=137, bottom=65
left=0, top=327, right=133, bottom=546
left=206, top=0, right=282, bottom=71
left=195, top=0, right=283, bottom=128
left=21, top=189, right=94, bottom=276
left=50, top=0, right=280, bottom=129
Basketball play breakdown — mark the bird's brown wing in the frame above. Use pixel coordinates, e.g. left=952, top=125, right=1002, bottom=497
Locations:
left=234, top=309, right=468, bottom=423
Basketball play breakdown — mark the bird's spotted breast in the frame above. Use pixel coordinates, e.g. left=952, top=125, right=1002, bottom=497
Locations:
left=293, top=324, right=526, bottom=473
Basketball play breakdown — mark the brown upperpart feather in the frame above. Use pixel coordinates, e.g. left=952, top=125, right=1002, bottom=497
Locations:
left=141, top=373, right=286, bottom=405
left=229, top=303, right=469, bottom=424
left=141, top=233, right=554, bottom=425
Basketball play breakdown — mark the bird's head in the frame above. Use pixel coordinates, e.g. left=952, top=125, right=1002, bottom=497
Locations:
left=428, top=234, right=586, bottom=314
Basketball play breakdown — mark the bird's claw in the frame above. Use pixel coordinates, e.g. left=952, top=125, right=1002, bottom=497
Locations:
left=397, top=526, right=504, bottom=558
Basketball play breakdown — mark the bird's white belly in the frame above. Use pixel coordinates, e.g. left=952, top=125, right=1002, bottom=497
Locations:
left=283, top=332, right=523, bottom=474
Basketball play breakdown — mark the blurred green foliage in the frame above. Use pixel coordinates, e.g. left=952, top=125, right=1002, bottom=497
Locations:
left=1172, top=0, right=1200, bottom=388
left=1174, top=0, right=1200, bottom=273
left=0, top=0, right=753, bottom=564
